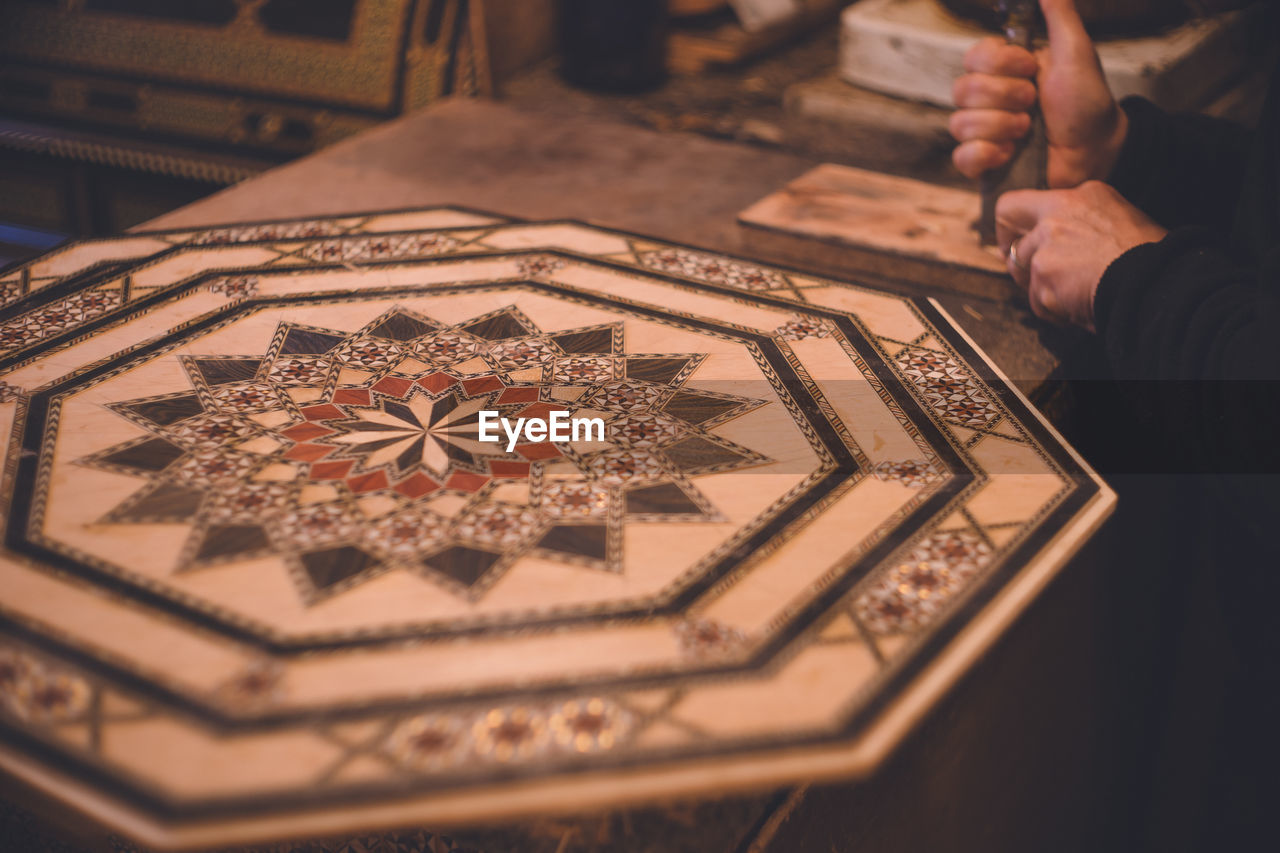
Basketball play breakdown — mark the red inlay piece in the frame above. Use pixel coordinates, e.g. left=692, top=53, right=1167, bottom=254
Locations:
left=520, top=402, right=558, bottom=420
left=347, top=470, right=390, bottom=493
left=280, top=422, right=334, bottom=441
left=488, top=460, right=532, bottom=478
left=417, top=372, right=459, bottom=393
left=393, top=472, right=441, bottom=499
left=497, top=387, right=539, bottom=404
left=300, top=404, right=344, bottom=421
left=284, top=443, right=334, bottom=462
left=372, top=376, right=413, bottom=397
left=462, top=376, right=504, bottom=395
left=310, top=460, right=354, bottom=479
left=445, top=471, right=489, bottom=492
left=516, top=442, right=561, bottom=460
left=332, top=388, right=372, bottom=406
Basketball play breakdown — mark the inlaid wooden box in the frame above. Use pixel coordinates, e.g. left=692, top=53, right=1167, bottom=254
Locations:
left=0, top=0, right=489, bottom=158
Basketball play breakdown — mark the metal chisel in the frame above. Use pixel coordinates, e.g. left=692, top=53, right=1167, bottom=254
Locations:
left=977, top=0, right=1049, bottom=245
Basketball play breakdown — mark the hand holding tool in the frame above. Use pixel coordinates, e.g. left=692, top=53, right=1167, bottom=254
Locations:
left=977, top=0, right=1049, bottom=246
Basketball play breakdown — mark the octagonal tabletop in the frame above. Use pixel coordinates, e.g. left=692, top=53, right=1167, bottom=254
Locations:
left=0, top=209, right=1112, bottom=849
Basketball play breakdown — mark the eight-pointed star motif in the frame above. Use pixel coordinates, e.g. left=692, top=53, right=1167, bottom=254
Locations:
left=327, top=390, right=496, bottom=478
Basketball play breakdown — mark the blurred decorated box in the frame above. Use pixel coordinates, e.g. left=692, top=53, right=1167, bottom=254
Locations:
left=0, top=0, right=553, bottom=246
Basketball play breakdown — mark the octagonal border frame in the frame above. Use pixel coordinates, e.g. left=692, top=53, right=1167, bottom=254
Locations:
left=0, top=228, right=1111, bottom=845
left=0, top=298, right=1109, bottom=843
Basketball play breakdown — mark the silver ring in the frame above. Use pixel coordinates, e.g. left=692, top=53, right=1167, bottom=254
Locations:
left=1009, top=237, right=1029, bottom=272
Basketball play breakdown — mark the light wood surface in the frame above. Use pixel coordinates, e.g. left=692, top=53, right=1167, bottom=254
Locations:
left=840, top=0, right=1259, bottom=110
left=739, top=162, right=1013, bottom=300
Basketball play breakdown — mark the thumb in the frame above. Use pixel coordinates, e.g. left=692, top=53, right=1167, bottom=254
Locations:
left=994, top=188, right=1060, bottom=255
left=1038, top=0, right=1095, bottom=66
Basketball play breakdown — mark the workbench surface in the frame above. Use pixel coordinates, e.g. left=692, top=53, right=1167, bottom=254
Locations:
left=141, top=99, right=1064, bottom=398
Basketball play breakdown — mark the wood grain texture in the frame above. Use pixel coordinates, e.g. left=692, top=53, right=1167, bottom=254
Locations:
left=739, top=163, right=1013, bottom=300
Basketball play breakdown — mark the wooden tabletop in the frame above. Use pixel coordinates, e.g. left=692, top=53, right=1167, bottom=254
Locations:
left=142, top=98, right=1063, bottom=398
left=0, top=96, right=1133, bottom=852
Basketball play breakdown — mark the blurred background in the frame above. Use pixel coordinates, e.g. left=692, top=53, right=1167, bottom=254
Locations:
left=1, top=0, right=1273, bottom=266
left=2, top=3, right=1279, bottom=851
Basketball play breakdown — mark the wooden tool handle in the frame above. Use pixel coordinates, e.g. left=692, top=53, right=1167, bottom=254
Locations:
left=978, top=108, right=1048, bottom=245
left=976, top=0, right=1048, bottom=246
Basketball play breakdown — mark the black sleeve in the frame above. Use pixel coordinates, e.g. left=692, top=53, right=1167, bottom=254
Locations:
left=1094, top=228, right=1280, bottom=478
left=1095, top=230, right=1280, bottom=658
left=1107, top=97, right=1255, bottom=232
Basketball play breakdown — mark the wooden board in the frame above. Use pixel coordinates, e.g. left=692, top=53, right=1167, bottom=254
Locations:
left=0, top=209, right=1110, bottom=849
left=670, top=0, right=730, bottom=16
left=840, top=0, right=1260, bottom=111
left=738, top=163, right=1013, bottom=300
left=667, top=0, right=843, bottom=74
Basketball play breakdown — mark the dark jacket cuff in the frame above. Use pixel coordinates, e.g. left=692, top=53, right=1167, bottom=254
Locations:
left=1094, top=227, right=1222, bottom=374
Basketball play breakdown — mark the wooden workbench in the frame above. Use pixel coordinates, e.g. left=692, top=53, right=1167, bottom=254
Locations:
left=141, top=99, right=1064, bottom=400
left=2, top=97, right=1139, bottom=853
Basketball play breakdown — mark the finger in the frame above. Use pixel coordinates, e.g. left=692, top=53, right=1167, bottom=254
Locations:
left=1039, top=0, right=1097, bottom=67
left=1005, top=225, right=1046, bottom=289
left=952, top=140, right=1015, bottom=180
left=1027, top=285, right=1050, bottom=321
left=952, top=73, right=1038, bottom=110
left=995, top=189, right=1062, bottom=250
left=949, top=109, right=1032, bottom=144
left=1028, top=283, right=1067, bottom=325
left=1007, top=238, right=1030, bottom=290
left=963, top=37, right=1039, bottom=77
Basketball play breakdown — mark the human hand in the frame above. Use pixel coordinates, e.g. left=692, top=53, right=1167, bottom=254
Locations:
left=950, top=0, right=1128, bottom=189
left=996, top=181, right=1167, bottom=331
